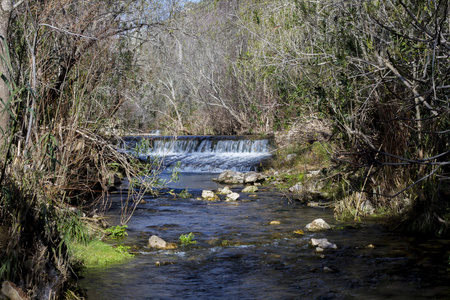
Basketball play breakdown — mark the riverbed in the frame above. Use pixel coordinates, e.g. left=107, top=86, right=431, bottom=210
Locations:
left=78, top=173, right=450, bottom=299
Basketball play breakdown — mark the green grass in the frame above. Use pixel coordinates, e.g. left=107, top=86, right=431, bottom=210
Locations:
left=179, top=232, right=197, bottom=246
left=70, top=240, right=133, bottom=267
left=105, top=225, right=128, bottom=238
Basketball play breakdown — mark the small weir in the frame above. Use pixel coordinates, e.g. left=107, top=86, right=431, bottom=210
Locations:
left=122, top=135, right=273, bottom=173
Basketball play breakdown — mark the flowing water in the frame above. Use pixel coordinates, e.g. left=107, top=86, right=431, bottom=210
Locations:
left=78, top=136, right=450, bottom=299
left=121, top=135, right=273, bottom=172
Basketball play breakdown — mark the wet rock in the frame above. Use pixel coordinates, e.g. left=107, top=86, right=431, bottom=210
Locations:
left=216, top=170, right=244, bottom=184
left=148, top=235, right=177, bottom=250
left=305, top=219, right=331, bottom=231
left=225, top=192, right=240, bottom=202
left=2, top=281, right=30, bottom=300
left=242, top=186, right=258, bottom=193
left=202, top=190, right=219, bottom=201
left=289, top=182, right=303, bottom=193
left=310, top=238, right=337, bottom=249
left=217, top=186, right=232, bottom=195
left=243, top=171, right=267, bottom=184
left=315, top=247, right=324, bottom=252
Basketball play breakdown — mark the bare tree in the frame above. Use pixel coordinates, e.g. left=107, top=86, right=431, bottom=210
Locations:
left=0, top=0, right=13, bottom=148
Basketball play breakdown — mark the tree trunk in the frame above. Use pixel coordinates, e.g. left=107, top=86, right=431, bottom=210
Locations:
left=0, top=0, right=12, bottom=148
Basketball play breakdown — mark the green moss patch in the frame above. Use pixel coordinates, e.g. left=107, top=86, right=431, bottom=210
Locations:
left=70, top=240, right=133, bottom=268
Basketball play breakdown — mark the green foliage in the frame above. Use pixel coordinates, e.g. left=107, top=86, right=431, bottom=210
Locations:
left=179, top=232, right=197, bottom=246
left=170, top=161, right=182, bottom=182
left=58, top=211, right=91, bottom=245
left=133, top=138, right=152, bottom=156
left=70, top=240, right=133, bottom=267
left=115, top=244, right=132, bottom=254
left=178, top=189, right=193, bottom=199
left=105, top=225, right=128, bottom=238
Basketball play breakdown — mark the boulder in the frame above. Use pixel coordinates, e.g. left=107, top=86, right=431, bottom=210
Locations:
left=216, top=170, right=244, bottom=184
left=2, top=281, right=30, bottom=300
left=217, top=186, right=232, bottom=195
left=243, top=171, right=267, bottom=184
left=202, top=190, right=219, bottom=201
left=310, top=238, right=337, bottom=249
left=305, top=218, right=331, bottom=231
left=148, top=235, right=176, bottom=250
left=242, top=185, right=258, bottom=193
left=225, top=192, right=240, bottom=202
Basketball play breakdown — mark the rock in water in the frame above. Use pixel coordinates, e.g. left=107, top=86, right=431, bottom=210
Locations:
left=148, top=235, right=167, bottom=248
left=217, top=186, right=232, bottom=195
left=310, top=238, right=337, bottom=249
left=217, top=170, right=244, bottom=184
left=305, top=218, right=331, bottom=231
left=202, top=190, right=219, bottom=201
left=242, top=185, right=258, bottom=193
left=148, top=235, right=177, bottom=249
left=243, top=171, right=266, bottom=184
left=225, top=192, right=240, bottom=202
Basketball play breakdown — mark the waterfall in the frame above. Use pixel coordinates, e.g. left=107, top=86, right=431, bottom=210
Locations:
left=122, top=135, right=273, bottom=173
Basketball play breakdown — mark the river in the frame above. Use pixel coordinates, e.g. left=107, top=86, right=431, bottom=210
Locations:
left=78, top=136, right=450, bottom=299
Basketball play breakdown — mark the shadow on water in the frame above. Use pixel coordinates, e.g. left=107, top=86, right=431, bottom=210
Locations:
left=78, top=174, right=450, bottom=300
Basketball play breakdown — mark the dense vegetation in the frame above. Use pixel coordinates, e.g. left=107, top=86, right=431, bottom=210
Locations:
left=0, top=0, right=448, bottom=298
left=129, top=0, right=449, bottom=231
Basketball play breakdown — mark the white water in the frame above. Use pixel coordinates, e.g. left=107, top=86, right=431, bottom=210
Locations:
left=122, top=136, right=272, bottom=173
